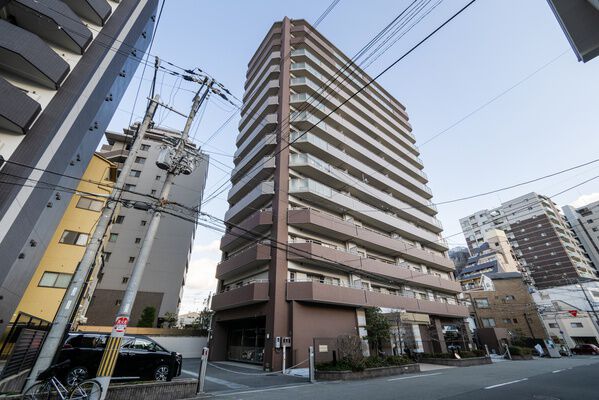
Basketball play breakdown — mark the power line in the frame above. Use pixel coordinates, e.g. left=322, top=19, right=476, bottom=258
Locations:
left=418, top=50, right=569, bottom=147
left=200, top=1, right=479, bottom=207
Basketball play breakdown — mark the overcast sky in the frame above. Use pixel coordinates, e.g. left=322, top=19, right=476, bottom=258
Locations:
left=107, top=0, right=599, bottom=313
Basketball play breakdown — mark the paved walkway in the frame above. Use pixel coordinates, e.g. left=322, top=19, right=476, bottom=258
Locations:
left=180, top=359, right=307, bottom=393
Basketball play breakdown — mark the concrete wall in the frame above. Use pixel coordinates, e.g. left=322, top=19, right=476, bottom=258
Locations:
left=290, top=301, right=358, bottom=367
left=149, top=335, right=207, bottom=359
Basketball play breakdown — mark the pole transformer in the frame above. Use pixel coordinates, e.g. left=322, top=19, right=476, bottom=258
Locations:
left=24, top=96, right=160, bottom=391
left=96, top=80, right=211, bottom=399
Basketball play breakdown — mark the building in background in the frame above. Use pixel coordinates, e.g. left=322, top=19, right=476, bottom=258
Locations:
left=458, top=229, right=522, bottom=290
left=10, top=154, right=114, bottom=324
left=211, top=18, right=469, bottom=370
left=533, top=297, right=599, bottom=348
left=83, top=126, right=209, bottom=327
left=448, top=246, right=470, bottom=276
left=0, top=0, right=158, bottom=333
left=563, top=201, right=599, bottom=271
left=460, top=192, right=597, bottom=289
left=464, top=272, right=546, bottom=353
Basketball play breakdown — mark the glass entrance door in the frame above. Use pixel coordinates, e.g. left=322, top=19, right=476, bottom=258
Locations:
left=227, top=325, right=265, bottom=364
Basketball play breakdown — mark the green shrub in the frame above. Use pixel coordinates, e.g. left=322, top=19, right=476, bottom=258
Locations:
left=508, top=346, right=532, bottom=356
left=316, top=355, right=412, bottom=372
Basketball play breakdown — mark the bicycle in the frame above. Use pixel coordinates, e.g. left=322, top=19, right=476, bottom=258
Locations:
left=23, top=360, right=102, bottom=400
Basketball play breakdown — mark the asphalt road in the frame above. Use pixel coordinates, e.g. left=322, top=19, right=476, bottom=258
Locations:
left=193, top=356, right=599, bottom=400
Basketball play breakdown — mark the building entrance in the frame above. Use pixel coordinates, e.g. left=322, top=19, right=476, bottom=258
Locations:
left=227, top=317, right=265, bottom=364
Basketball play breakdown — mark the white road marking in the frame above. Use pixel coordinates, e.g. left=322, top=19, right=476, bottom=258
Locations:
left=484, top=378, right=528, bottom=389
left=213, top=384, right=309, bottom=396
left=552, top=369, right=564, bottom=373
left=388, top=372, right=443, bottom=381
left=181, top=369, right=249, bottom=390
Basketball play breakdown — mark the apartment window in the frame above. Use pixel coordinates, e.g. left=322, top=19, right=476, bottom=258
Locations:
left=548, top=323, right=558, bottom=328
left=60, top=230, right=89, bottom=246
left=155, top=175, right=161, bottom=181
left=114, top=215, right=125, bottom=224
left=115, top=299, right=122, bottom=306
left=76, top=197, right=103, bottom=211
left=474, top=298, right=490, bottom=308
left=134, top=156, right=146, bottom=164
left=128, top=257, right=135, bottom=263
left=571, top=322, right=583, bottom=328
left=150, top=190, right=157, bottom=195
left=418, top=293, right=428, bottom=300
left=134, top=238, right=141, bottom=244
left=140, top=144, right=151, bottom=151
left=502, top=319, right=512, bottom=324
left=504, top=295, right=515, bottom=301
left=103, top=252, right=111, bottom=263
left=124, top=184, right=136, bottom=191
left=482, top=318, right=496, bottom=328
left=512, top=318, right=518, bottom=323
left=130, top=169, right=141, bottom=177
left=141, top=220, right=147, bottom=226
left=122, top=277, right=129, bottom=284
left=109, top=233, right=118, bottom=242
left=591, top=290, right=599, bottom=298
left=587, top=219, right=594, bottom=223
left=39, top=272, right=72, bottom=288
left=593, top=227, right=598, bottom=232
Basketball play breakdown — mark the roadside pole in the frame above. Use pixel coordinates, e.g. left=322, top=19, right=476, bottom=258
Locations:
left=308, top=346, right=315, bottom=383
left=196, top=347, right=209, bottom=395
left=96, top=81, right=211, bottom=400
left=24, top=96, right=160, bottom=391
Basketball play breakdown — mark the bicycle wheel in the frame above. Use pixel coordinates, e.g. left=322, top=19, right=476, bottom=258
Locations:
left=22, top=381, right=57, bottom=400
left=69, top=379, right=102, bottom=400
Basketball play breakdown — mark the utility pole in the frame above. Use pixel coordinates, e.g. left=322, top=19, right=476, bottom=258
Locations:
left=24, top=96, right=160, bottom=391
left=96, top=80, right=211, bottom=399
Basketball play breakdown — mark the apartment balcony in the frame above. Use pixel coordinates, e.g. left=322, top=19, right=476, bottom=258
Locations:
left=291, top=130, right=432, bottom=202
left=235, top=112, right=278, bottom=146
left=240, top=78, right=279, bottom=130
left=289, top=153, right=441, bottom=230
left=228, top=157, right=275, bottom=204
left=220, top=209, right=273, bottom=252
left=290, top=63, right=419, bottom=162
left=287, top=241, right=459, bottom=292
left=237, top=98, right=278, bottom=146
left=289, top=112, right=427, bottom=184
left=246, top=49, right=281, bottom=92
left=243, top=62, right=280, bottom=105
left=216, top=243, right=271, bottom=280
left=211, top=281, right=269, bottom=311
left=291, top=106, right=424, bottom=178
left=289, top=48, right=414, bottom=143
left=286, top=281, right=468, bottom=318
left=289, top=178, right=447, bottom=251
left=224, top=181, right=274, bottom=224
left=231, top=134, right=276, bottom=182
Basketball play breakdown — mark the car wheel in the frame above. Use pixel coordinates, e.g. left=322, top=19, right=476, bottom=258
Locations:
left=154, top=365, right=170, bottom=381
left=66, top=366, right=88, bottom=387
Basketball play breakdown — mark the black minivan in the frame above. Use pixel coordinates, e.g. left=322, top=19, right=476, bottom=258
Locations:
left=58, top=333, right=182, bottom=385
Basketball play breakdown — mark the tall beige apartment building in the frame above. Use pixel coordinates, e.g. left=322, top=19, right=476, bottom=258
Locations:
left=210, top=18, right=469, bottom=370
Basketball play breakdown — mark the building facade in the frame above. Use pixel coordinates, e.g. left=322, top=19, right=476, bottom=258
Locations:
left=533, top=298, right=599, bottom=348
left=458, top=229, right=522, bottom=290
left=211, top=18, right=469, bottom=370
left=465, top=272, right=547, bottom=344
left=563, top=201, right=599, bottom=270
left=0, top=0, right=158, bottom=332
left=82, top=126, right=209, bottom=327
left=460, top=192, right=596, bottom=289
left=11, top=154, right=114, bottom=323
